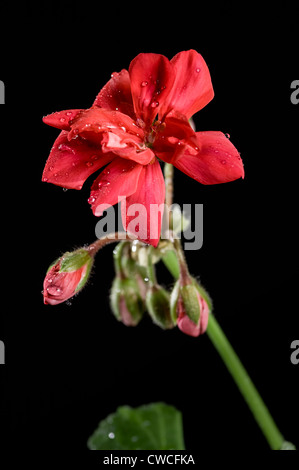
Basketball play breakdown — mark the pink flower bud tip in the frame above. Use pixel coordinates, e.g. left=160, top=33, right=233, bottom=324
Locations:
left=43, top=249, right=93, bottom=305
left=177, top=293, right=209, bottom=337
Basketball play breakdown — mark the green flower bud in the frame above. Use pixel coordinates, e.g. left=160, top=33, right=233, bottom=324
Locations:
left=170, top=278, right=212, bottom=337
left=146, top=285, right=175, bottom=330
left=110, top=277, right=145, bottom=326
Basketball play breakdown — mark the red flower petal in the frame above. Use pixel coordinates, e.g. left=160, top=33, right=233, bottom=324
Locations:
left=129, top=53, right=175, bottom=128
left=42, top=131, right=115, bottom=189
left=153, top=110, right=199, bottom=163
left=89, top=158, right=143, bottom=216
left=69, top=107, right=141, bottom=139
left=173, top=131, right=244, bottom=185
left=159, top=50, right=214, bottom=119
left=121, top=159, right=165, bottom=247
left=93, top=69, right=136, bottom=120
left=68, top=107, right=153, bottom=164
left=42, top=109, right=83, bottom=130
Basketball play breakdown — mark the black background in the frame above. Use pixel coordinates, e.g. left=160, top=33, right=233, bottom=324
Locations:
left=0, top=0, right=298, bottom=456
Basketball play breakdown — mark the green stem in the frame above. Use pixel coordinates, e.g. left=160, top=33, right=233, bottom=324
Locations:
left=161, top=250, right=294, bottom=450
left=147, top=246, right=157, bottom=285
left=206, top=315, right=284, bottom=450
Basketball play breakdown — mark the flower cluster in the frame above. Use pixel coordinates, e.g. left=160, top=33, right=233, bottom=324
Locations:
left=42, top=50, right=244, bottom=337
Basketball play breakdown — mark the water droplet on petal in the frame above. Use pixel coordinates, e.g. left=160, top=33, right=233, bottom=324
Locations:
left=141, top=81, right=148, bottom=87
left=86, top=161, right=93, bottom=167
left=151, top=101, right=159, bottom=108
left=221, top=160, right=226, bottom=164
left=225, top=133, right=230, bottom=139
left=59, top=117, right=66, bottom=122
left=196, top=68, right=201, bottom=73
left=88, top=196, right=96, bottom=204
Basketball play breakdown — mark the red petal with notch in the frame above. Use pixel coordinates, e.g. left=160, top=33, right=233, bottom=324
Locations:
left=121, top=159, right=165, bottom=247
left=42, top=131, right=115, bottom=189
left=68, top=107, right=153, bottom=164
left=129, top=53, right=175, bottom=128
left=69, top=107, right=142, bottom=139
left=89, top=158, right=143, bottom=216
left=159, top=50, right=214, bottom=119
left=93, top=69, right=135, bottom=120
left=173, top=131, right=244, bottom=185
left=42, top=109, right=83, bottom=131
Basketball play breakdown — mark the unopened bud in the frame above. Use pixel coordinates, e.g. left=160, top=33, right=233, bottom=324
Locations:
left=146, top=285, right=175, bottom=330
left=110, top=277, right=144, bottom=326
left=170, top=278, right=211, bottom=337
left=43, top=248, right=93, bottom=305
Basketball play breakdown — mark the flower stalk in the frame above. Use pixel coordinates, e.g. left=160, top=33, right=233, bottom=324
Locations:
left=161, top=248, right=295, bottom=450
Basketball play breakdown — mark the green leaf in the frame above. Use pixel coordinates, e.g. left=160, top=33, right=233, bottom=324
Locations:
left=87, top=402, right=185, bottom=450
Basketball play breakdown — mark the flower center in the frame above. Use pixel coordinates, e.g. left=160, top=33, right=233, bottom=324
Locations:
left=144, top=118, right=166, bottom=148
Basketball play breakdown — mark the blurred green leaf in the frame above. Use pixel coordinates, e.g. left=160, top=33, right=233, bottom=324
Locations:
left=87, top=402, right=185, bottom=450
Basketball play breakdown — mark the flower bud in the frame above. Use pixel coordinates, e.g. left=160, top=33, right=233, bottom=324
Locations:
left=170, top=279, right=211, bottom=337
left=43, top=248, right=93, bottom=305
left=110, top=277, right=145, bottom=326
left=145, top=285, right=175, bottom=330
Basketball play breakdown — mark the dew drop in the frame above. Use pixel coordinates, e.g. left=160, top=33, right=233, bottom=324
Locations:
left=225, top=133, right=231, bottom=139
left=108, top=432, right=115, bottom=439
left=91, top=154, right=99, bottom=161
left=46, top=286, right=62, bottom=296
left=221, top=160, right=226, bottom=165
left=151, top=101, right=159, bottom=108
left=62, top=187, right=68, bottom=192
left=141, top=81, right=148, bottom=87
left=196, top=68, right=201, bottom=73
left=88, top=196, right=96, bottom=204
left=59, top=117, right=66, bottom=122
left=86, top=161, right=93, bottom=167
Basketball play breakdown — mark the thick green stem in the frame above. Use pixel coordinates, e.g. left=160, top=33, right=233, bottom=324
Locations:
left=147, top=246, right=157, bottom=285
left=206, top=315, right=284, bottom=449
left=161, top=249, right=294, bottom=450
left=164, top=163, right=174, bottom=208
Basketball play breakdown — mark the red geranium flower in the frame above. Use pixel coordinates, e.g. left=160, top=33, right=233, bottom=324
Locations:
left=42, top=50, right=244, bottom=246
